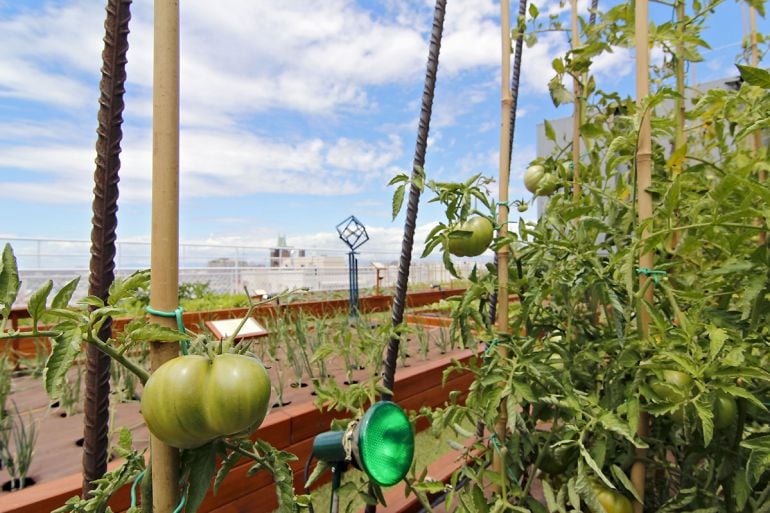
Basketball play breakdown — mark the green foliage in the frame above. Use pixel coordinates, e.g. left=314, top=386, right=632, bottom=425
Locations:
left=52, top=429, right=146, bottom=513
left=406, top=2, right=770, bottom=511
left=0, top=401, right=38, bottom=491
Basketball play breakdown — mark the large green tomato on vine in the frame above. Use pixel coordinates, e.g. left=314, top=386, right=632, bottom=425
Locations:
left=649, top=369, right=692, bottom=402
left=447, top=216, right=494, bottom=257
left=524, top=164, right=559, bottom=196
left=590, top=482, right=633, bottom=513
left=713, top=392, right=737, bottom=429
left=141, top=353, right=271, bottom=449
left=524, top=164, right=546, bottom=193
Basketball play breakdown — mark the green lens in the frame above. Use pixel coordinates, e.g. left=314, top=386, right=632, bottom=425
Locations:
left=358, top=401, right=414, bottom=487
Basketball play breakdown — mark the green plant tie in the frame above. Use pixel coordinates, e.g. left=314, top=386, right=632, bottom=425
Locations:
left=635, top=267, right=667, bottom=286
left=172, top=484, right=187, bottom=513
left=146, top=306, right=189, bottom=355
left=130, top=471, right=187, bottom=513
left=489, top=433, right=503, bottom=454
left=130, top=469, right=145, bottom=508
left=484, top=339, right=499, bottom=356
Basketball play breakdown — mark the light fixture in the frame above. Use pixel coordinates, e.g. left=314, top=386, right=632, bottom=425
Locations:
left=312, top=401, right=415, bottom=487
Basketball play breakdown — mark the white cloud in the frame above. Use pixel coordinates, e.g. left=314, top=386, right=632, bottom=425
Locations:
left=520, top=32, right=569, bottom=94
left=0, top=128, right=405, bottom=203
left=592, top=46, right=633, bottom=83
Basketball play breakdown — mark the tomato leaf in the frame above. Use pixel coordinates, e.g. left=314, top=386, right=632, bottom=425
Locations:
left=303, top=459, right=330, bottom=489
left=213, top=445, right=242, bottom=495
left=78, top=295, right=105, bottom=309
left=28, top=279, right=53, bottom=330
left=597, top=412, right=648, bottom=448
left=392, top=183, right=406, bottom=221
left=737, top=64, right=770, bottom=89
left=694, top=397, right=714, bottom=447
left=127, top=323, right=188, bottom=344
left=706, top=325, right=728, bottom=361
left=51, top=277, right=81, bottom=310
left=579, top=443, right=613, bottom=488
left=44, top=326, right=82, bottom=399
left=0, top=243, right=20, bottom=314
left=544, top=119, right=556, bottom=142
left=610, top=464, right=643, bottom=504
left=108, top=270, right=150, bottom=306
left=182, top=442, right=217, bottom=513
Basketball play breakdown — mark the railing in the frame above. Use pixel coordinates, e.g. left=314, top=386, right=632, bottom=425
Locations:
left=1, top=237, right=489, bottom=303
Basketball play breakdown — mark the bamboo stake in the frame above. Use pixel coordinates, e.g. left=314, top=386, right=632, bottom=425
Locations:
left=631, top=0, right=652, bottom=511
left=149, top=0, right=181, bottom=511
left=493, top=0, right=513, bottom=492
left=571, top=0, right=582, bottom=198
left=749, top=7, right=765, bottom=246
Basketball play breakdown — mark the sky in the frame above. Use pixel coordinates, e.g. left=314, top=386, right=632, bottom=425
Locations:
left=0, top=0, right=766, bottom=257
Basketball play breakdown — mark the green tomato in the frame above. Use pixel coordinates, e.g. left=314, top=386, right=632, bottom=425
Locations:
left=141, top=353, right=271, bottom=449
left=537, top=442, right=577, bottom=475
left=524, top=164, right=546, bottom=193
left=536, top=173, right=560, bottom=196
left=713, top=392, right=737, bottom=429
left=591, top=483, right=634, bottom=513
left=649, top=369, right=692, bottom=403
left=447, top=216, right=494, bottom=257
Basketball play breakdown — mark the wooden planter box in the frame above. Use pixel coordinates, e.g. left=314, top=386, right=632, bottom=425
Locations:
left=0, top=350, right=476, bottom=513
left=1, top=288, right=465, bottom=367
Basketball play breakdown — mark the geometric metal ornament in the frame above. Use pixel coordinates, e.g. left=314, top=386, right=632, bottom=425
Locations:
left=336, top=215, right=369, bottom=251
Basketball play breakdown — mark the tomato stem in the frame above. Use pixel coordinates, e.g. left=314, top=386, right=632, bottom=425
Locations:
left=86, top=333, right=151, bottom=385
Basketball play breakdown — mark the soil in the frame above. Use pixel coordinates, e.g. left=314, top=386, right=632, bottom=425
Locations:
left=0, top=319, right=464, bottom=498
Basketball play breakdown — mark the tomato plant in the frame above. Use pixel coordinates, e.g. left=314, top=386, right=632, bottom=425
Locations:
left=141, top=353, right=271, bottom=449
left=408, top=1, right=770, bottom=511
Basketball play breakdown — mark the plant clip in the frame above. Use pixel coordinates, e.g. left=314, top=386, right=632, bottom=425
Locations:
left=129, top=469, right=146, bottom=508
left=146, top=305, right=190, bottom=354
left=497, top=201, right=510, bottom=208
left=489, top=433, right=503, bottom=453
left=484, top=339, right=499, bottom=356
left=635, top=267, right=667, bottom=286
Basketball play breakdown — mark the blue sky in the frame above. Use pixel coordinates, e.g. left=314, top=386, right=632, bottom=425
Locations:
left=0, top=0, right=765, bottom=254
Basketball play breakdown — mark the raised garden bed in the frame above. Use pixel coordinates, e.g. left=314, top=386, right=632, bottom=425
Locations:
left=0, top=346, right=476, bottom=513
left=0, top=292, right=475, bottom=513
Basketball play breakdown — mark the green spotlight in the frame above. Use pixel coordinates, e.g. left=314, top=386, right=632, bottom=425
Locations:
left=312, top=401, right=415, bottom=487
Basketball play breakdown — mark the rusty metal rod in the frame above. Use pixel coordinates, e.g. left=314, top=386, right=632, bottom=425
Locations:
left=82, top=0, right=132, bottom=496
left=380, top=0, right=446, bottom=401
left=369, top=1, right=446, bottom=511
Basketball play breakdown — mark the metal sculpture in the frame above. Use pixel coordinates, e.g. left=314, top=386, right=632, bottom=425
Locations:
left=336, top=215, right=369, bottom=317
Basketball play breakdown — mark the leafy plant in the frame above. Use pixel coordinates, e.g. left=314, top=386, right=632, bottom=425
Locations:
left=0, top=401, right=39, bottom=491
left=0, top=354, right=10, bottom=418
left=400, top=3, right=770, bottom=508
left=53, top=429, right=145, bottom=513
left=415, top=324, right=430, bottom=360
left=59, top=361, right=82, bottom=417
